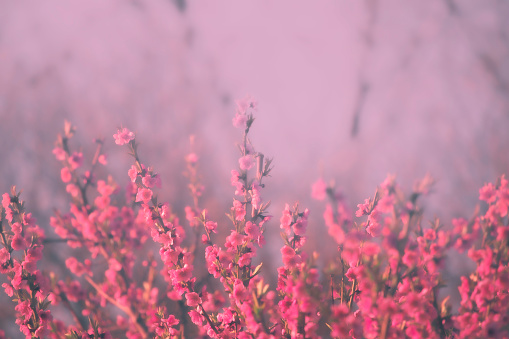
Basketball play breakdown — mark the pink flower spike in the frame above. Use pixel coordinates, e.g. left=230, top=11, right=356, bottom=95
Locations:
left=113, top=127, right=135, bottom=145
left=136, top=188, right=153, bottom=204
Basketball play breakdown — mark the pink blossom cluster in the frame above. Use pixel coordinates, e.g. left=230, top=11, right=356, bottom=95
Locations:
left=1, top=188, right=51, bottom=338
left=1, top=100, right=509, bottom=338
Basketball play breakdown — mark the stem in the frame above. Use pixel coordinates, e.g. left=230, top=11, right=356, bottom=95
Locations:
left=379, top=313, right=390, bottom=339
left=431, top=287, right=446, bottom=337
left=297, top=312, right=306, bottom=337
left=348, top=279, right=357, bottom=310
left=60, top=292, right=87, bottom=331
left=84, top=276, right=148, bottom=338
left=199, top=304, right=219, bottom=334
left=330, top=274, right=335, bottom=305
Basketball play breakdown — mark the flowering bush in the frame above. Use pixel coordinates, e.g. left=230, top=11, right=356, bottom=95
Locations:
left=1, top=98, right=508, bottom=338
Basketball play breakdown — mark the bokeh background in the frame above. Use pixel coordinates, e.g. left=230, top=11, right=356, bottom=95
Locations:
left=1, top=0, right=509, bottom=336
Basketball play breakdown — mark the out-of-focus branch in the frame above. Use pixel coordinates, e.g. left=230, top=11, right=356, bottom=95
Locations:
left=443, top=0, right=509, bottom=96
left=351, top=82, right=370, bottom=137
left=351, top=0, right=377, bottom=138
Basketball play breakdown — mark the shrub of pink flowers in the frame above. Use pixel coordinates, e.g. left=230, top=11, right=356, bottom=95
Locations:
left=1, top=97, right=509, bottom=338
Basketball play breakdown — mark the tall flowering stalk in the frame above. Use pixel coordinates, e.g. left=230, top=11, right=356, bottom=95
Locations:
left=450, top=176, right=509, bottom=338
left=1, top=188, right=52, bottom=338
left=277, top=203, right=323, bottom=338
left=49, top=123, right=172, bottom=338
left=313, top=174, right=454, bottom=338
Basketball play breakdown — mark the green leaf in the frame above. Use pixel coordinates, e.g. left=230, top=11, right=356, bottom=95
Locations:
left=251, top=262, right=263, bottom=279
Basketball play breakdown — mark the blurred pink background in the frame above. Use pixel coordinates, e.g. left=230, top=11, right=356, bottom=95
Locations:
left=1, top=0, right=509, bottom=335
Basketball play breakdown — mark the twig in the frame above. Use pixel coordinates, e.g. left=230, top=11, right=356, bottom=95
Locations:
left=84, top=275, right=148, bottom=338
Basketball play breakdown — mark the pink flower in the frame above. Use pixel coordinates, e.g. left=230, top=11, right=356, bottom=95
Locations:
left=1, top=193, right=10, bottom=209
left=232, top=113, right=249, bottom=129
left=280, top=205, right=293, bottom=232
left=233, top=200, right=246, bottom=221
left=0, top=248, right=10, bottom=273
left=162, top=314, right=179, bottom=327
left=136, top=188, right=153, bottom=204
left=2, top=282, right=13, bottom=297
left=142, top=174, right=160, bottom=188
left=66, top=257, right=87, bottom=276
left=328, top=222, right=345, bottom=244
left=479, top=182, right=496, bottom=203
left=311, top=178, right=327, bottom=200
left=66, top=184, right=80, bottom=197
left=68, top=152, right=83, bottom=170
left=11, top=234, right=28, bottom=251
left=205, top=221, right=217, bottom=233
left=185, top=206, right=198, bottom=227
left=98, top=154, right=107, bottom=165
left=186, top=153, right=198, bottom=163
left=95, top=195, right=110, bottom=209
left=402, top=250, right=419, bottom=267
left=22, top=260, right=37, bottom=274
left=185, top=292, right=201, bottom=307
left=232, top=280, right=248, bottom=302
left=251, top=183, right=261, bottom=209
left=108, top=258, right=122, bottom=272
left=377, top=195, right=394, bottom=213
left=239, top=155, right=254, bottom=170
left=245, top=221, right=260, bottom=239
left=356, top=198, right=370, bottom=217
left=497, top=187, right=509, bottom=216
left=97, top=180, right=115, bottom=196
left=52, top=147, right=66, bottom=161
left=188, top=310, right=204, bottom=325
left=60, top=167, right=72, bottom=183
left=292, top=220, right=306, bottom=236
left=497, top=226, right=509, bottom=242
left=15, top=300, right=33, bottom=319
left=175, top=265, right=193, bottom=282
left=11, top=222, right=22, bottom=235
left=231, top=170, right=244, bottom=195
left=38, top=309, right=53, bottom=324
left=236, top=96, right=257, bottom=114
left=105, top=268, right=117, bottom=284
left=128, top=165, right=138, bottom=183
left=113, top=128, right=135, bottom=145
left=281, top=245, right=300, bottom=268
left=226, top=231, right=245, bottom=248
left=366, top=209, right=382, bottom=237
